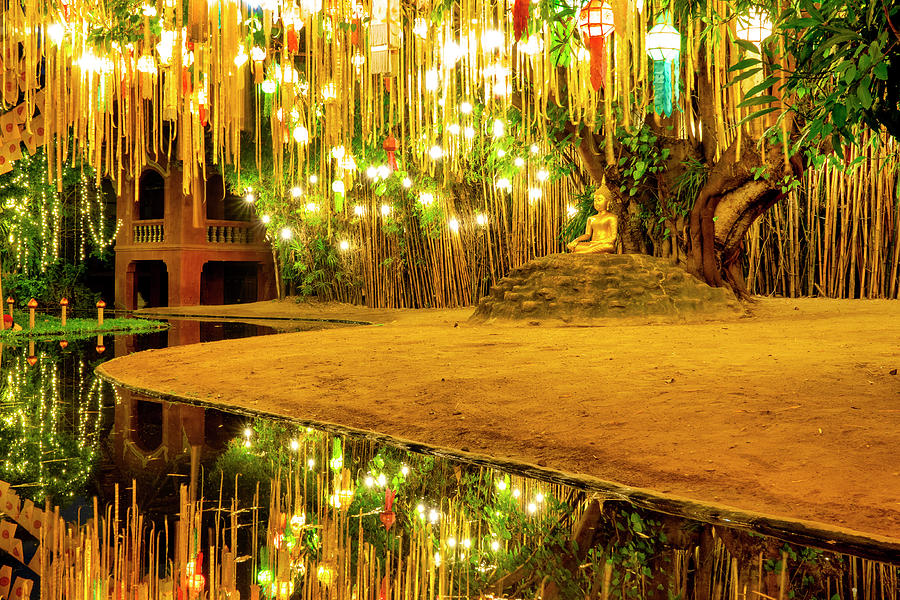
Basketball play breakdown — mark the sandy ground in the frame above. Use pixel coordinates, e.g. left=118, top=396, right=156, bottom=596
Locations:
left=100, top=298, right=900, bottom=545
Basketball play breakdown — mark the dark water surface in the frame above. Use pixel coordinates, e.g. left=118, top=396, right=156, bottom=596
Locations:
left=0, top=319, right=896, bottom=600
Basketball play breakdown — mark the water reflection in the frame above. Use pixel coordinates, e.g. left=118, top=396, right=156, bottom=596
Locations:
left=0, top=322, right=896, bottom=600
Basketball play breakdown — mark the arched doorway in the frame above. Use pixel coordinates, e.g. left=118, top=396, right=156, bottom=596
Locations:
left=137, top=169, right=165, bottom=220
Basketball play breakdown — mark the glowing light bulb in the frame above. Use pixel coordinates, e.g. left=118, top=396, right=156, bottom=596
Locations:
left=530, top=144, right=540, bottom=154
left=481, top=29, right=505, bottom=51
left=475, top=213, right=488, bottom=227
left=527, top=502, right=537, bottom=513
left=434, top=552, right=442, bottom=567
left=250, top=46, right=266, bottom=61
left=447, top=123, right=461, bottom=135
left=491, top=540, right=500, bottom=551
left=417, top=503, right=425, bottom=513
left=245, top=192, right=255, bottom=203
left=400, top=465, right=409, bottom=476
left=448, top=217, right=459, bottom=232
left=566, top=205, right=577, bottom=218
left=402, top=177, right=412, bottom=188
left=528, top=187, right=542, bottom=201
left=536, top=169, right=550, bottom=182
left=519, top=34, right=543, bottom=55
left=464, top=126, right=476, bottom=139
left=261, top=214, right=271, bottom=224
left=536, top=492, right=545, bottom=502
left=512, top=488, right=521, bottom=498
left=142, top=4, right=157, bottom=16
left=447, top=537, right=457, bottom=548
left=291, top=187, right=302, bottom=198
left=293, top=125, right=309, bottom=144
left=365, top=476, right=374, bottom=487
left=381, top=204, right=391, bottom=217
left=492, top=119, right=505, bottom=138
left=462, top=538, right=471, bottom=549
left=354, top=204, right=365, bottom=216
left=428, top=509, right=439, bottom=523
left=244, top=428, right=252, bottom=437
left=137, top=54, right=156, bottom=73
left=234, top=46, right=249, bottom=67
left=377, top=473, right=386, bottom=486
left=412, top=17, right=428, bottom=39
left=47, top=23, right=65, bottom=45
left=429, top=145, right=443, bottom=160
left=280, top=227, right=292, bottom=240
left=309, top=174, right=318, bottom=184
left=514, top=156, right=525, bottom=168
left=495, top=178, right=512, bottom=192
left=497, top=149, right=506, bottom=158
left=419, top=192, right=434, bottom=206
left=290, top=439, right=299, bottom=451
left=442, top=40, right=463, bottom=65
left=425, top=69, right=439, bottom=91
left=307, top=201, right=319, bottom=211
left=497, top=479, right=507, bottom=491
left=460, top=101, right=473, bottom=114
left=330, top=146, right=345, bottom=160
left=261, top=79, right=277, bottom=94
left=366, top=166, right=377, bottom=179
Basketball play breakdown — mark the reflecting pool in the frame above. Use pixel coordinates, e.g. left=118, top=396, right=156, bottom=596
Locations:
left=0, top=320, right=896, bottom=600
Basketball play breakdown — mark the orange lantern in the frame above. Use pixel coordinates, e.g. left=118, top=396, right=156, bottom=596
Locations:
left=578, top=0, right=615, bottom=90
left=383, top=133, right=399, bottom=171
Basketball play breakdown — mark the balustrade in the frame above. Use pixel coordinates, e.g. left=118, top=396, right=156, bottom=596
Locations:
left=133, top=223, right=164, bottom=243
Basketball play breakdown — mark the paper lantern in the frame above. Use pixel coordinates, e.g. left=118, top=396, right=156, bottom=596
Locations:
left=578, top=0, right=615, bottom=91
left=736, top=9, right=772, bottom=45
left=646, top=15, right=681, bottom=117
left=383, top=133, right=399, bottom=170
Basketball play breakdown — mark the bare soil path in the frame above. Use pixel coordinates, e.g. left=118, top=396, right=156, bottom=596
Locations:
left=100, top=298, right=900, bottom=546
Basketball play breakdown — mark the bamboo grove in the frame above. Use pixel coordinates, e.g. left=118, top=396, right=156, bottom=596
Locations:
left=0, top=0, right=897, bottom=304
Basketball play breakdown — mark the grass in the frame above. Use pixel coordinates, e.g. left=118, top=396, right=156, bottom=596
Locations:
left=0, top=314, right=168, bottom=342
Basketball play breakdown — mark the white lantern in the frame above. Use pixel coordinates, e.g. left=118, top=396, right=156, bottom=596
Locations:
left=646, top=22, right=681, bottom=62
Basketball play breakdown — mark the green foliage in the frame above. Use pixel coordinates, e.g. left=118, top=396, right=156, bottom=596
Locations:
left=617, top=126, right=670, bottom=199
left=85, top=0, right=162, bottom=47
left=4, top=263, right=99, bottom=310
left=0, top=315, right=166, bottom=342
left=777, top=0, right=900, bottom=150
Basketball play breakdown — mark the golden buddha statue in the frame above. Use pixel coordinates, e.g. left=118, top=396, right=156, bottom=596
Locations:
left=567, top=181, right=618, bottom=254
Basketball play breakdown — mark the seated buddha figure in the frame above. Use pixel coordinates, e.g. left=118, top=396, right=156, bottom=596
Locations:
left=567, top=182, right=618, bottom=254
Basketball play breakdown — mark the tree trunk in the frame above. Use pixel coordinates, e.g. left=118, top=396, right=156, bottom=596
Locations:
left=686, top=137, right=801, bottom=297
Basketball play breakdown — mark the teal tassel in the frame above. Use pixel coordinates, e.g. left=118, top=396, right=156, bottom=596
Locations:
left=653, top=60, right=673, bottom=117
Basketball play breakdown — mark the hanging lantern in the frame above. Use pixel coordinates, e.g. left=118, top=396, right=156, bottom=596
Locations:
left=380, top=488, right=396, bottom=530
left=646, top=15, right=681, bottom=117
left=578, top=0, right=615, bottom=91
left=736, top=9, right=773, bottom=46
left=383, top=133, right=399, bottom=171
left=513, top=0, right=529, bottom=41
left=369, top=0, right=401, bottom=86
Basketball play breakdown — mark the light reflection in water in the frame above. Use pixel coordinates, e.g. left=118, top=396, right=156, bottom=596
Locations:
left=0, top=322, right=895, bottom=600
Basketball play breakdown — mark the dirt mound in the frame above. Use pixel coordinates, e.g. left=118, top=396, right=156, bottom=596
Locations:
left=470, top=253, right=744, bottom=324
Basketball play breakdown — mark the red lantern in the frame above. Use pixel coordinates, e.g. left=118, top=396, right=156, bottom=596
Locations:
left=379, top=488, right=396, bottom=530
left=513, top=0, right=529, bottom=41
left=383, top=133, right=399, bottom=171
left=578, top=0, right=615, bottom=91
